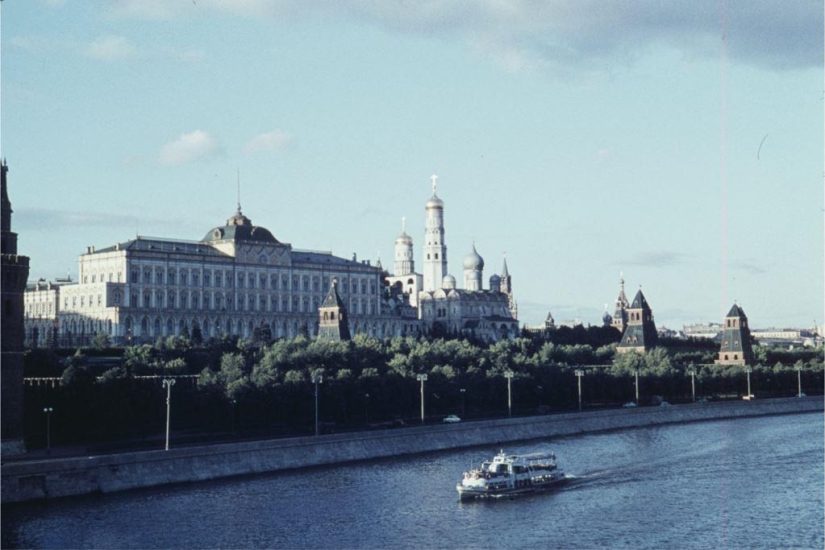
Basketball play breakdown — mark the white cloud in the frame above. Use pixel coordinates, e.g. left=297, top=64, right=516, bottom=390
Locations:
left=106, top=0, right=190, bottom=21
left=107, top=1, right=822, bottom=72
left=595, top=147, right=614, bottom=163
left=85, top=35, right=137, bottom=61
left=243, top=130, right=295, bottom=154
left=159, top=130, right=223, bottom=166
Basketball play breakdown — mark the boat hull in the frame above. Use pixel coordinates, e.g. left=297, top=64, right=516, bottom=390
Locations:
left=456, top=475, right=570, bottom=501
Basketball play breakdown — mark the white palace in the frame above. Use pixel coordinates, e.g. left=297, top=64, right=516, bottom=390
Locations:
left=24, top=175, right=518, bottom=346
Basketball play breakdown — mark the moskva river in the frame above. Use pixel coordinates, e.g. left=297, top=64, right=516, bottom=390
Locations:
left=3, top=412, right=822, bottom=549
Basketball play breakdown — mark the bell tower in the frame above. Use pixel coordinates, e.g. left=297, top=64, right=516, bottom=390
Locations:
left=422, top=174, right=448, bottom=292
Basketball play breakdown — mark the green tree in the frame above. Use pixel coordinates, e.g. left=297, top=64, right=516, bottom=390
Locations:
left=91, top=331, right=110, bottom=350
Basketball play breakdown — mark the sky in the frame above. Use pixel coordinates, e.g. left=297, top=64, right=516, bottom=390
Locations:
left=2, top=0, right=823, bottom=331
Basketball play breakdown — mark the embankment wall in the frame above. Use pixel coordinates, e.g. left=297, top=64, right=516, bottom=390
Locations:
left=3, top=397, right=821, bottom=504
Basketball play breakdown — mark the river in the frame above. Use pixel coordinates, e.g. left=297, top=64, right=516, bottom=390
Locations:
left=3, top=412, right=822, bottom=549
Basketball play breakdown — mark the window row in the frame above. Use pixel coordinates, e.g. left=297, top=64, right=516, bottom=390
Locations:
left=128, top=268, right=377, bottom=295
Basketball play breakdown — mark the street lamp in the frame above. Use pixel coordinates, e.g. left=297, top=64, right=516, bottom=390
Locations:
left=575, top=369, right=584, bottom=412
left=687, top=366, right=696, bottom=403
left=230, top=398, right=237, bottom=437
left=365, top=393, right=370, bottom=426
left=162, top=378, right=175, bottom=451
left=43, top=407, right=53, bottom=454
left=313, top=374, right=323, bottom=436
left=504, top=370, right=514, bottom=417
left=795, top=364, right=804, bottom=397
left=417, top=374, right=428, bottom=424
left=460, top=388, right=466, bottom=418
left=745, top=367, right=753, bottom=399
left=634, top=370, right=640, bottom=404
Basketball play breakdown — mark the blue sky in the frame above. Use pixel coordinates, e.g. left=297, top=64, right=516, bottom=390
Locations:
left=2, top=0, right=822, bottom=330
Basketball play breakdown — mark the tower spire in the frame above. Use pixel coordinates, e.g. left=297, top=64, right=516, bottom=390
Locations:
left=430, top=173, right=438, bottom=195
left=236, top=168, right=241, bottom=213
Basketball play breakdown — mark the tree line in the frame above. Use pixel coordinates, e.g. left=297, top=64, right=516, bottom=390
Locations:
left=21, top=327, right=823, bottom=450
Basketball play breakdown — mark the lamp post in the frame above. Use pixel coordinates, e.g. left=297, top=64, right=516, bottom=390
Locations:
left=537, top=385, right=543, bottom=409
left=162, top=378, right=175, bottom=451
left=745, top=367, right=753, bottom=399
left=575, top=369, right=584, bottom=412
left=364, top=393, right=370, bottom=426
left=687, top=367, right=696, bottom=403
left=504, top=370, right=514, bottom=417
left=417, top=374, right=428, bottom=424
left=230, top=398, right=237, bottom=437
left=634, top=370, right=640, bottom=405
left=43, top=407, right=53, bottom=454
left=460, top=388, right=466, bottom=418
left=313, top=374, right=323, bottom=436
left=795, top=364, right=803, bottom=397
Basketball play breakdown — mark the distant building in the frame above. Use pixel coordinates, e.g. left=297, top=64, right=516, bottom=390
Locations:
left=716, top=304, right=755, bottom=366
left=683, top=322, right=723, bottom=340
left=1, top=160, right=30, bottom=455
left=616, top=289, right=658, bottom=354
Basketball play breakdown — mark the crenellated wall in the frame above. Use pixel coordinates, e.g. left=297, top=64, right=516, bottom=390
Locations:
left=2, top=397, right=821, bottom=504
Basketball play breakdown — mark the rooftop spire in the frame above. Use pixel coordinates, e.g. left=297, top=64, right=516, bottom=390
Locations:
left=430, top=173, right=438, bottom=195
left=236, top=168, right=242, bottom=213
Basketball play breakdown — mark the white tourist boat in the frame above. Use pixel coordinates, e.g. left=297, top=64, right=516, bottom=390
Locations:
left=456, top=450, right=569, bottom=500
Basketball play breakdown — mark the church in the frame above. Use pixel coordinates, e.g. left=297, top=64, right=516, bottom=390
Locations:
left=386, top=175, right=519, bottom=342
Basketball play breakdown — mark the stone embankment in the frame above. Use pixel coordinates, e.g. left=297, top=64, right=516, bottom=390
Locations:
left=2, top=396, right=821, bottom=504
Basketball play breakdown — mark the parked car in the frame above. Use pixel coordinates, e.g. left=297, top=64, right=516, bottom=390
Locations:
left=622, top=402, right=637, bottom=408
left=659, top=401, right=671, bottom=408
left=443, top=414, right=461, bottom=423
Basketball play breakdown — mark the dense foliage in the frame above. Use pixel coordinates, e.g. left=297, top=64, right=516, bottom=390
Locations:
left=22, top=330, right=823, bottom=450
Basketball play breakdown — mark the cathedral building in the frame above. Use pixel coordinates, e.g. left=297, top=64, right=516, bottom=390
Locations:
left=612, top=275, right=630, bottom=333
left=393, top=175, right=519, bottom=342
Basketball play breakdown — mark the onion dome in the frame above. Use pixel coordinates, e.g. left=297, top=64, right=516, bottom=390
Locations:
left=425, top=194, right=444, bottom=210
left=462, top=244, right=485, bottom=271
left=489, top=274, right=501, bottom=284
left=395, top=230, right=413, bottom=245
left=442, top=274, right=457, bottom=290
